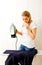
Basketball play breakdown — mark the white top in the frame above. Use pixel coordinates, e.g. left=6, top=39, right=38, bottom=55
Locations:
left=21, top=22, right=37, bottom=48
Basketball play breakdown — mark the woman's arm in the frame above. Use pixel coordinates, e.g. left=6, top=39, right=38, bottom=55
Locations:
left=16, top=29, right=23, bottom=35
left=26, top=27, right=37, bottom=40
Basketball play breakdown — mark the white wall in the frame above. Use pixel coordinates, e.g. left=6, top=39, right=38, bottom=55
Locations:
left=0, top=0, right=42, bottom=53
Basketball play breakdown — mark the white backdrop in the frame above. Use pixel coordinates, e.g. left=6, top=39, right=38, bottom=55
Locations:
left=0, top=0, right=42, bottom=53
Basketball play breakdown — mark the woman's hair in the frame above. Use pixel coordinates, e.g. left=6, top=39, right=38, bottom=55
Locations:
left=22, top=11, right=32, bottom=24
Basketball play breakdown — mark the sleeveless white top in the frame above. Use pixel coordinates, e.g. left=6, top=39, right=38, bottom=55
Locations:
left=21, top=22, right=37, bottom=48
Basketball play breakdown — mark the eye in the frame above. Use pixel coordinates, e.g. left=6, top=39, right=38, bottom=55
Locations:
left=23, top=18, right=27, bottom=20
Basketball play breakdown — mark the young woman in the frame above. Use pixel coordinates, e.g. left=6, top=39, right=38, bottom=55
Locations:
left=16, top=10, right=37, bottom=51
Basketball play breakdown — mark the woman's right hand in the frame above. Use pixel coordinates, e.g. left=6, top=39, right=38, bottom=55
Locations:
left=16, top=29, right=23, bottom=35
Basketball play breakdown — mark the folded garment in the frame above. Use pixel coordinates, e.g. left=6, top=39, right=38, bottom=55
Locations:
left=5, top=48, right=37, bottom=65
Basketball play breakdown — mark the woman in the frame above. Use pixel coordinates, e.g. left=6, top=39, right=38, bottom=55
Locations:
left=16, top=10, right=37, bottom=51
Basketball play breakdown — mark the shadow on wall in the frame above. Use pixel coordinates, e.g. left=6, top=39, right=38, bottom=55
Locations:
left=35, top=19, right=42, bottom=50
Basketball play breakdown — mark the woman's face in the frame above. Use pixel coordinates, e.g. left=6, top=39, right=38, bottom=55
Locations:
left=22, top=16, right=30, bottom=24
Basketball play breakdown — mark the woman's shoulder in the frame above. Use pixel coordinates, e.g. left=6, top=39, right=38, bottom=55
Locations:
left=30, top=21, right=37, bottom=29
